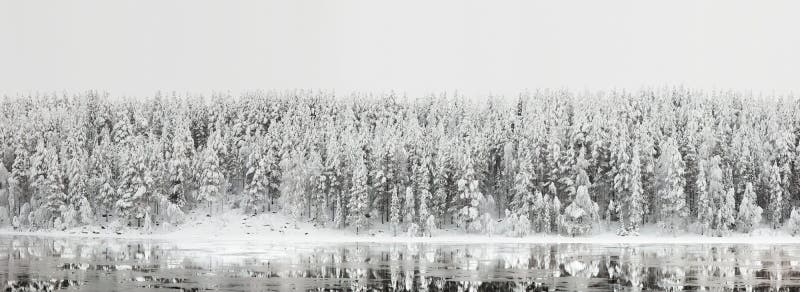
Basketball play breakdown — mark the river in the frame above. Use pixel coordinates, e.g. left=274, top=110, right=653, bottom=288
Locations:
left=0, top=235, right=798, bottom=291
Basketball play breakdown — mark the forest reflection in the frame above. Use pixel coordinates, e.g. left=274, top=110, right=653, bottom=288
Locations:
left=0, top=236, right=799, bottom=291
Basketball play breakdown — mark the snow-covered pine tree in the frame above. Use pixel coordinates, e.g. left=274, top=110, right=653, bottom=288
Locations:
left=333, top=192, right=345, bottom=229
left=550, top=187, right=562, bottom=233
left=9, top=145, right=31, bottom=221
left=612, top=138, right=631, bottom=227
left=532, top=190, right=548, bottom=233
left=717, top=188, right=736, bottom=236
left=306, top=149, right=325, bottom=224
left=413, top=154, right=432, bottom=227
left=95, top=164, right=116, bottom=222
left=371, top=156, right=389, bottom=223
left=403, top=186, right=417, bottom=235
left=424, top=214, right=436, bottom=237
left=694, top=159, right=711, bottom=234
left=197, top=130, right=224, bottom=215
left=456, top=150, right=484, bottom=233
left=279, top=151, right=306, bottom=227
left=89, top=131, right=117, bottom=222
left=64, top=143, right=91, bottom=227
left=707, top=156, right=728, bottom=234
left=574, top=148, right=591, bottom=189
left=655, top=138, right=688, bottom=234
left=266, top=133, right=284, bottom=212
left=389, top=187, right=400, bottom=236
left=431, top=134, right=452, bottom=224
left=499, top=141, right=516, bottom=217
left=112, top=108, right=134, bottom=144
left=736, top=182, right=762, bottom=233
left=374, top=132, right=398, bottom=223
left=768, top=163, right=783, bottom=229
left=512, top=142, right=535, bottom=214
left=44, top=147, right=67, bottom=228
left=168, top=119, right=194, bottom=207
left=619, top=143, right=645, bottom=235
left=244, top=139, right=268, bottom=214
left=115, top=140, right=155, bottom=228
left=561, top=185, right=598, bottom=236
left=27, top=139, right=66, bottom=229
left=347, top=155, right=370, bottom=235
left=417, top=183, right=431, bottom=236
left=480, top=212, right=494, bottom=235
left=786, top=207, right=800, bottom=236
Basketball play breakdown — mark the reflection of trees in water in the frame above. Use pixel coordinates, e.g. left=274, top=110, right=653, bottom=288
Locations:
left=1, top=237, right=800, bottom=291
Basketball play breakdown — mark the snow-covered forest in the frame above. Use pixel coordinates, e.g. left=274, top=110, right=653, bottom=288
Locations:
left=1, top=89, right=800, bottom=237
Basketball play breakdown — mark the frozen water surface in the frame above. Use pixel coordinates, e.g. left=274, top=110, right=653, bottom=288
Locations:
left=1, top=236, right=799, bottom=291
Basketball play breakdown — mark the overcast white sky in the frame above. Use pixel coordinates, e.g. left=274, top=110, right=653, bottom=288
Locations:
left=1, top=0, right=799, bottom=97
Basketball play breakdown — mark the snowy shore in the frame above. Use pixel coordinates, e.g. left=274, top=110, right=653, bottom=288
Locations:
left=1, top=210, right=798, bottom=245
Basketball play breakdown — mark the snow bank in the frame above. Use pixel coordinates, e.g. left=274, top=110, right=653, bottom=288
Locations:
left=1, top=209, right=798, bottom=245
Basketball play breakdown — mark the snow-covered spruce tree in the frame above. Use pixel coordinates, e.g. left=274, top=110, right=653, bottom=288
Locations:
left=502, top=209, right=529, bottom=237
left=716, top=188, right=736, bottom=236
left=561, top=185, right=598, bottom=237
left=115, top=141, right=153, bottom=228
left=786, top=207, right=800, bottom=236
left=389, top=187, right=401, bottom=236
left=456, top=150, right=484, bottom=233
left=512, top=190, right=534, bottom=236
left=243, top=139, right=268, bottom=214
left=707, top=156, right=730, bottom=234
left=618, top=144, right=645, bottom=235
left=33, top=141, right=68, bottom=229
left=197, top=130, right=225, bottom=215
left=656, top=138, right=688, bottom=234
left=479, top=212, right=493, bottom=235
left=499, top=141, right=516, bottom=219
left=550, top=187, right=563, bottom=233
left=636, top=126, right=657, bottom=224
left=574, top=148, right=591, bottom=190
left=264, top=133, right=283, bottom=212
left=347, top=155, right=370, bottom=235
left=768, top=163, right=784, bottom=229
left=112, top=108, right=134, bottom=144
left=736, top=182, right=762, bottom=233
left=168, top=119, right=194, bottom=208
left=417, top=181, right=432, bottom=236
left=695, top=124, right=716, bottom=218
left=88, top=130, right=117, bottom=222
left=64, top=143, right=92, bottom=228
left=306, top=149, right=325, bottom=224
left=694, top=159, right=712, bottom=234
left=612, top=137, right=631, bottom=229
left=370, top=146, right=390, bottom=224
left=532, top=190, right=549, bottom=233
left=403, top=186, right=417, bottom=235
left=424, top=214, right=436, bottom=237
left=511, top=142, right=536, bottom=232
left=279, top=151, right=306, bottom=227
left=9, top=145, right=31, bottom=224
left=413, top=155, right=433, bottom=234
left=431, top=134, right=452, bottom=225
left=333, top=192, right=345, bottom=229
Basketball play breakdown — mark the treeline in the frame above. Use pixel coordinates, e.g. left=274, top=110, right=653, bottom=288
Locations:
left=1, top=89, right=800, bottom=236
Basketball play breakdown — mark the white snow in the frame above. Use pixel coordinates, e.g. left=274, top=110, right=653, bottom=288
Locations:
left=1, top=209, right=798, bottom=245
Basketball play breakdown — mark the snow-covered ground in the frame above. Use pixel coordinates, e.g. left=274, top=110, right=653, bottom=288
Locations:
left=1, top=209, right=798, bottom=245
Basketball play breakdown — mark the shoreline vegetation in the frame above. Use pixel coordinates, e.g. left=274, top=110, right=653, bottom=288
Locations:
left=1, top=89, right=800, bottom=241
